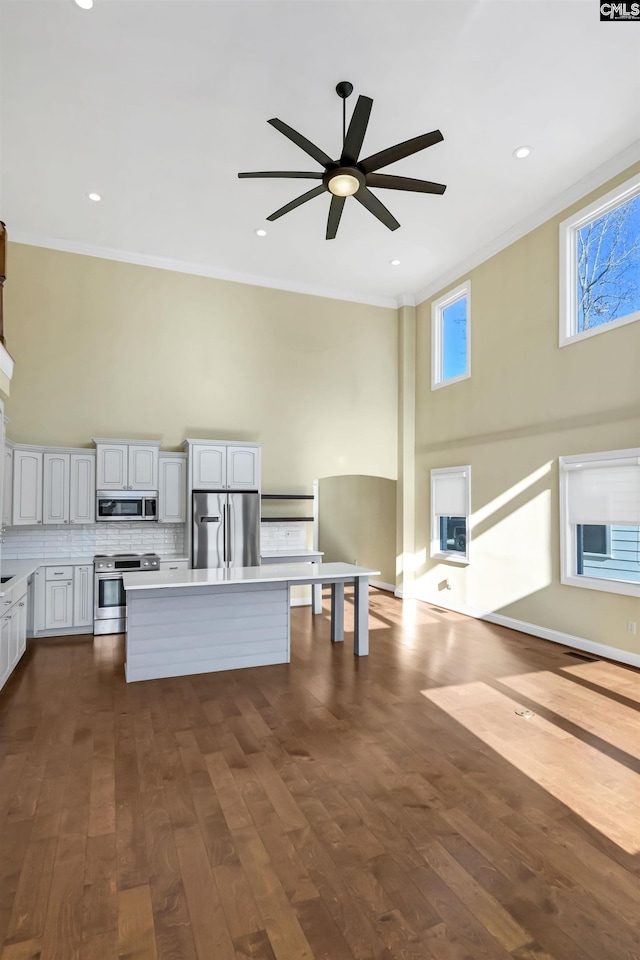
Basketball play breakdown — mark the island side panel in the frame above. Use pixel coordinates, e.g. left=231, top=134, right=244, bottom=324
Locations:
left=125, top=581, right=290, bottom=682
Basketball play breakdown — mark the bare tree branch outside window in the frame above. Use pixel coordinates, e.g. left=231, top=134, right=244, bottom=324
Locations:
left=577, top=194, right=640, bottom=332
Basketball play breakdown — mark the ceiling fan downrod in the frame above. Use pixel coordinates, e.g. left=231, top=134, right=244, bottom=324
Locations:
left=335, top=81, right=354, bottom=147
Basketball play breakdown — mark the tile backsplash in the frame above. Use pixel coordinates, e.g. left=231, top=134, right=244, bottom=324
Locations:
left=2, top=522, right=185, bottom=560
left=259, top=522, right=308, bottom=551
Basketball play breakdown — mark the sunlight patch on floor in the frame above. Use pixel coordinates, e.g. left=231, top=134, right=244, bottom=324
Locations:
left=561, top=660, right=640, bottom=704
left=422, top=680, right=640, bottom=854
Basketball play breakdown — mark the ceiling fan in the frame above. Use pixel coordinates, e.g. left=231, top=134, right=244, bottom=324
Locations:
left=238, top=81, right=447, bottom=240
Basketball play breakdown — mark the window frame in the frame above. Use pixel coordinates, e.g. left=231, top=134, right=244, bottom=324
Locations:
left=559, top=448, right=640, bottom=598
left=559, top=172, right=640, bottom=347
left=430, top=465, right=471, bottom=564
left=431, top=280, right=471, bottom=390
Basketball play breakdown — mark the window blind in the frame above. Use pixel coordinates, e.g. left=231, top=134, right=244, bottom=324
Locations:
left=566, top=459, right=640, bottom=526
left=432, top=470, right=468, bottom=517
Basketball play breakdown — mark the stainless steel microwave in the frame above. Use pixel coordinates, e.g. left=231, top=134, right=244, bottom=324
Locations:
left=96, top=490, right=158, bottom=522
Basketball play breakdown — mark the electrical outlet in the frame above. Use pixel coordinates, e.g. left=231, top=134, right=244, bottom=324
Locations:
left=627, top=621, right=637, bottom=635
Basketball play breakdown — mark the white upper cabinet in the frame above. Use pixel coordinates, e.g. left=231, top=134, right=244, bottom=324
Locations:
left=43, top=453, right=70, bottom=524
left=192, top=445, right=226, bottom=489
left=96, top=443, right=128, bottom=489
left=95, top=441, right=159, bottom=491
left=70, top=455, right=96, bottom=524
left=12, top=450, right=43, bottom=525
left=227, top=446, right=261, bottom=490
left=186, top=441, right=261, bottom=491
left=159, top=456, right=186, bottom=523
left=2, top=447, right=12, bottom=528
left=129, top=445, right=158, bottom=490
left=42, top=452, right=95, bottom=525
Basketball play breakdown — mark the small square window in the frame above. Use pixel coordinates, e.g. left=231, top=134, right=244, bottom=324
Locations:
left=432, top=281, right=470, bottom=389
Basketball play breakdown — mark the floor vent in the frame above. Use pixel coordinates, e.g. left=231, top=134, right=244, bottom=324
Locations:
left=563, top=651, right=598, bottom=662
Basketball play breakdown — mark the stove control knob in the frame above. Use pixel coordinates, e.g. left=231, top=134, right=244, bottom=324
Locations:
left=143, top=560, right=149, bottom=567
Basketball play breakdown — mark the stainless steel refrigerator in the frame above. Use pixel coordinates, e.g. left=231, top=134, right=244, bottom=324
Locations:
left=192, top=490, right=260, bottom=569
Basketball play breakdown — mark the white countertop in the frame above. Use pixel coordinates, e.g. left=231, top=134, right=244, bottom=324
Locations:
left=124, top=562, right=379, bottom=592
left=0, top=559, right=42, bottom=596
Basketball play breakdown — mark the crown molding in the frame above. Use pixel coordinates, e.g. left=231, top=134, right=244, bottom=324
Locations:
left=397, top=293, right=416, bottom=308
left=9, top=233, right=399, bottom=311
left=414, top=140, right=640, bottom=305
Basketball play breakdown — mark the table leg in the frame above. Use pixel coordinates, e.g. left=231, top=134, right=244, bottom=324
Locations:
left=330, top=581, right=344, bottom=642
left=312, top=563, right=322, bottom=615
left=353, top=576, right=369, bottom=656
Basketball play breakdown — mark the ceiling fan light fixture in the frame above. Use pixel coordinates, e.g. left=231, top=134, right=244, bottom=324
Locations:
left=328, top=173, right=360, bottom=197
left=254, top=228, right=267, bottom=237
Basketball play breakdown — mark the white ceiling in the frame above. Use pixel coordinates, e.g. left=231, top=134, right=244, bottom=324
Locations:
left=2, top=0, right=639, bottom=307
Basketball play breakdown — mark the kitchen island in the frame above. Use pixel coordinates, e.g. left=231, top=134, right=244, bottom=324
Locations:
left=122, top=562, right=379, bottom=682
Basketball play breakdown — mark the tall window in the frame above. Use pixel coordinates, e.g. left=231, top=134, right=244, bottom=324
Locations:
left=431, top=281, right=470, bottom=389
left=560, top=172, right=640, bottom=346
left=431, top=466, right=471, bottom=563
left=559, top=449, right=640, bottom=598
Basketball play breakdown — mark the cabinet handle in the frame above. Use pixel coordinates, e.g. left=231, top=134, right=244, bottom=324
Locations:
left=18, top=602, right=24, bottom=607
left=67, top=582, right=72, bottom=586
left=53, top=572, right=64, bottom=576
left=5, top=615, right=11, bottom=620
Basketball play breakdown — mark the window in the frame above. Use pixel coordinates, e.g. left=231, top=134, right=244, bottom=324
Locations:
left=560, top=172, right=640, bottom=346
left=431, top=281, right=470, bottom=389
left=559, top=449, right=640, bottom=597
left=431, top=466, right=470, bottom=563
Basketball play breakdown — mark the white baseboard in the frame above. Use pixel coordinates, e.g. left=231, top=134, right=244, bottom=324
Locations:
left=371, top=580, right=395, bottom=593
left=412, top=592, right=640, bottom=669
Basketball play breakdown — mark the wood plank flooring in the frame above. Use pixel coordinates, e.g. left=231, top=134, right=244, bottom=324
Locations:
left=1, top=589, right=639, bottom=960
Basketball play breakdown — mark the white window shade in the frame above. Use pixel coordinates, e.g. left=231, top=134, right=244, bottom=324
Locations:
left=566, top=461, right=640, bottom=525
left=432, top=471, right=468, bottom=517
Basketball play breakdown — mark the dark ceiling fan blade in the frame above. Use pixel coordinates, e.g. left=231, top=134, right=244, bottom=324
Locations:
left=366, top=173, right=447, bottom=194
left=266, top=184, right=326, bottom=221
left=238, top=171, right=324, bottom=180
left=268, top=118, right=333, bottom=167
left=326, top=196, right=346, bottom=240
left=354, top=187, right=400, bottom=231
left=341, top=95, right=373, bottom=164
left=360, top=130, right=444, bottom=174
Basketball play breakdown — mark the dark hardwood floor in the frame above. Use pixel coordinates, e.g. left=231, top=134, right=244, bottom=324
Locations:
left=1, top=589, right=639, bottom=960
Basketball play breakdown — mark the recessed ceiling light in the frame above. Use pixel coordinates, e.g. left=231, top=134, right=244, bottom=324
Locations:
left=254, top=228, right=267, bottom=237
left=390, top=259, right=401, bottom=266
left=513, top=145, right=532, bottom=159
left=74, top=0, right=94, bottom=8
left=87, top=192, right=102, bottom=202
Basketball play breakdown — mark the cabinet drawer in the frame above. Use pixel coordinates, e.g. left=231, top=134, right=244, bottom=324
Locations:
left=45, top=566, right=74, bottom=581
left=160, top=560, right=189, bottom=571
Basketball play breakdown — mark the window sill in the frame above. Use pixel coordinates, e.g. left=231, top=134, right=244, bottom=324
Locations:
left=562, top=573, right=640, bottom=599
left=431, top=551, right=469, bottom=566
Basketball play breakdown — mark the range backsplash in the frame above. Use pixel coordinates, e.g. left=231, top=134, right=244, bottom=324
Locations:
left=2, top=522, right=185, bottom=560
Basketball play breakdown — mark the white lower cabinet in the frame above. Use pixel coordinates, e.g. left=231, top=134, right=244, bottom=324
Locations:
left=32, top=563, right=94, bottom=636
left=73, top=565, right=94, bottom=628
left=159, top=559, right=189, bottom=572
left=0, top=586, right=28, bottom=692
left=45, top=579, right=73, bottom=631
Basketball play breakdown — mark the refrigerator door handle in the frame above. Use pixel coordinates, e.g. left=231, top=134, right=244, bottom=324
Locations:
left=222, top=508, right=226, bottom=564
left=227, top=501, right=233, bottom=565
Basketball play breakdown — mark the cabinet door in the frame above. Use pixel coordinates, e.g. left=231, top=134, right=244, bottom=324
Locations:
left=73, top=566, right=94, bottom=628
left=32, top=569, right=47, bottom=634
left=227, top=445, right=261, bottom=490
left=12, top=450, right=43, bottom=525
left=45, top=580, right=73, bottom=631
left=2, top=448, right=12, bottom=527
left=0, top=614, right=10, bottom=689
left=70, top=455, right=96, bottom=524
left=158, top=457, right=186, bottom=522
left=9, top=604, right=20, bottom=669
left=96, top=444, right=128, bottom=490
left=192, top=445, right=226, bottom=489
left=16, top=595, right=27, bottom=660
left=128, top=445, right=159, bottom=490
left=43, top=453, right=70, bottom=525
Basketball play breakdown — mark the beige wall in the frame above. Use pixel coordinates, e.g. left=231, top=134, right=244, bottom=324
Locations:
left=5, top=245, right=398, bottom=492
left=318, top=475, right=397, bottom=586
left=412, top=162, right=640, bottom=656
